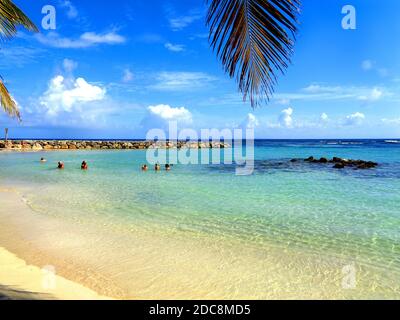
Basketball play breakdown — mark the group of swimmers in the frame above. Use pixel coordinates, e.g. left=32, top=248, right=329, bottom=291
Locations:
left=141, top=164, right=172, bottom=171
left=40, top=158, right=88, bottom=170
left=41, top=157, right=169, bottom=172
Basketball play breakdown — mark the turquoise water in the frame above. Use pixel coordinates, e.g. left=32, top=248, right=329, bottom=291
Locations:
left=1, top=140, right=400, bottom=299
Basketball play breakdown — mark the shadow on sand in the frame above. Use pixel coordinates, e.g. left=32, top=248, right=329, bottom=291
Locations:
left=0, top=284, right=54, bottom=300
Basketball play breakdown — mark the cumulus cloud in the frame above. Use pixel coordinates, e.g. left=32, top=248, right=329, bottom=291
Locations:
left=140, top=104, right=192, bottom=131
left=40, top=75, right=106, bottom=116
left=240, top=113, right=259, bottom=129
left=279, top=107, right=294, bottom=128
left=165, top=42, right=186, bottom=52
left=149, top=72, right=217, bottom=91
left=35, top=31, right=126, bottom=49
left=345, top=112, right=365, bottom=126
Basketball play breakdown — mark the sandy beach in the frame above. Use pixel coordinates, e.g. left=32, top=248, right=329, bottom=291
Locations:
left=0, top=247, right=110, bottom=300
left=0, top=187, right=114, bottom=300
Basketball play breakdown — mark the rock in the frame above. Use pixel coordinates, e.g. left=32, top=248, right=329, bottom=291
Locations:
left=332, top=157, right=343, bottom=163
left=32, top=143, right=43, bottom=150
left=333, top=163, right=345, bottom=169
left=357, top=161, right=378, bottom=169
left=290, top=159, right=298, bottom=163
left=319, top=157, right=328, bottom=163
left=305, top=156, right=314, bottom=162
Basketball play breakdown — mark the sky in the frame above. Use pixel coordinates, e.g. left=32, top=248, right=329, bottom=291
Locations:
left=1, top=0, right=400, bottom=139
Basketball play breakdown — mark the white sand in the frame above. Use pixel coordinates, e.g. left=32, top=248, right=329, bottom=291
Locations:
left=0, top=246, right=111, bottom=300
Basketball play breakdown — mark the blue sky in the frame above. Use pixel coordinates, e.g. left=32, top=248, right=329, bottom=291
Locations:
left=1, top=0, right=400, bottom=139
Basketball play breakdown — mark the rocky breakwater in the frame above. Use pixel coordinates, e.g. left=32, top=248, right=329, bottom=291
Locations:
left=302, top=156, right=378, bottom=170
left=0, top=140, right=230, bottom=151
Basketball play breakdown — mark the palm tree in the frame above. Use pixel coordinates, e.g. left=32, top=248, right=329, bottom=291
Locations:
left=207, top=0, right=300, bottom=108
left=0, top=0, right=38, bottom=120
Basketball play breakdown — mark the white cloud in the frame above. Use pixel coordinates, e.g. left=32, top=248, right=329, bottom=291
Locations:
left=279, top=107, right=294, bottom=128
left=35, top=31, right=126, bottom=48
left=122, top=69, right=134, bottom=82
left=169, top=12, right=203, bottom=31
left=381, top=118, right=400, bottom=125
left=40, top=75, right=106, bottom=116
left=63, top=58, right=78, bottom=72
left=358, top=87, right=383, bottom=102
left=320, top=113, right=329, bottom=123
left=240, top=113, right=259, bottom=129
left=362, top=60, right=373, bottom=71
left=165, top=42, right=186, bottom=52
left=150, top=72, right=217, bottom=91
left=60, top=0, right=78, bottom=19
left=140, top=104, right=192, bottom=130
left=273, top=84, right=388, bottom=104
left=345, top=112, right=365, bottom=126
left=0, top=46, right=45, bottom=68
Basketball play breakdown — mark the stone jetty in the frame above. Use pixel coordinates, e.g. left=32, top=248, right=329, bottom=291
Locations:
left=0, top=140, right=230, bottom=151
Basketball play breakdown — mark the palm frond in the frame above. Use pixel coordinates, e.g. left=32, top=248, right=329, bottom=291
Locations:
left=0, top=0, right=38, bottom=40
left=207, top=0, right=300, bottom=107
left=0, top=79, right=20, bottom=120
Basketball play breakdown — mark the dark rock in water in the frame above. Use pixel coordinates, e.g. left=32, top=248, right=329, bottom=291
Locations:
left=290, top=159, right=298, bottom=163
left=302, top=156, right=378, bottom=170
left=357, top=161, right=378, bottom=170
left=333, top=163, right=345, bottom=169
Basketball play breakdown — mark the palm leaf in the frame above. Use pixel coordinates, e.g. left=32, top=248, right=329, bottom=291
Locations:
left=0, top=0, right=38, bottom=40
left=0, top=79, right=20, bottom=120
left=207, top=0, right=300, bottom=107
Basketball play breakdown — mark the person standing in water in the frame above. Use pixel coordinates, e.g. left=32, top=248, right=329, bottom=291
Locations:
left=155, top=164, right=161, bottom=171
left=40, top=157, right=47, bottom=163
left=81, top=161, right=88, bottom=170
left=57, top=161, right=64, bottom=169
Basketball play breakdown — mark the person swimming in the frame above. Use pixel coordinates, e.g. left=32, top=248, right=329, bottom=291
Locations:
left=141, top=164, right=148, bottom=171
left=81, top=161, right=88, bottom=170
left=155, top=164, right=161, bottom=171
left=165, top=164, right=171, bottom=171
left=57, top=161, right=64, bottom=169
left=40, top=157, right=47, bottom=163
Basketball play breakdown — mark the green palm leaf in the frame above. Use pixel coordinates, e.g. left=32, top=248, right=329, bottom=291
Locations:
left=0, top=79, right=20, bottom=120
left=0, top=0, right=38, bottom=40
left=207, top=0, right=300, bottom=107
left=0, top=0, right=37, bottom=120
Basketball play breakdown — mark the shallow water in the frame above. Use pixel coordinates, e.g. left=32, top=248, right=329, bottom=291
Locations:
left=0, top=140, right=400, bottom=299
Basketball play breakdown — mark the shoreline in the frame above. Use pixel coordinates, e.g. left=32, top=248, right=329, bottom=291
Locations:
left=0, top=188, right=119, bottom=300
left=0, top=246, right=112, bottom=300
